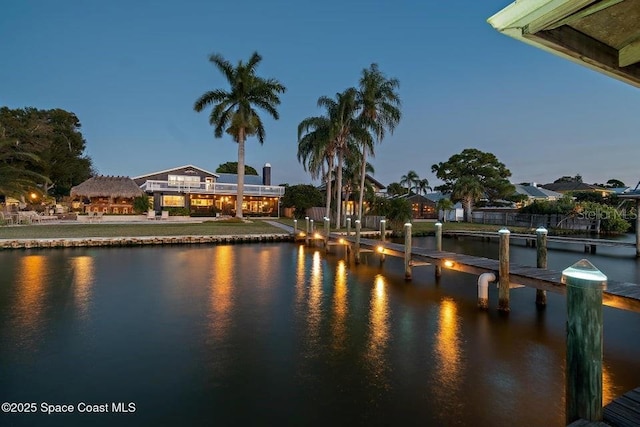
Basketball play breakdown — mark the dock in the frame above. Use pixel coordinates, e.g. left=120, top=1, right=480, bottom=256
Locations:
left=338, top=235, right=640, bottom=313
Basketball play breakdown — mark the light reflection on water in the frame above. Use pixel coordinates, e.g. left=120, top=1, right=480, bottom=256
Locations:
left=0, top=243, right=639, bottom=427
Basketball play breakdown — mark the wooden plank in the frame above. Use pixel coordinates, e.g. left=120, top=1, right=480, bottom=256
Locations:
left=620, top=36, right=640, bottom=67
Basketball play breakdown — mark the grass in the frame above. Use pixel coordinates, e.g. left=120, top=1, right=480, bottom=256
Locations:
left=0, top=220, right=285, bottom=239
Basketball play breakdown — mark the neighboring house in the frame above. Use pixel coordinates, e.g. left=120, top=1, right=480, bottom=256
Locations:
left=70, top=176, right=143, bottom=214
left=401, top=193, right=437, bottom=220
left=318, top=174, right=387, bottom=218
left=425, top=192, right=464, bottom=222
left=133, top=164, right=284, bottom=217
left=514, top=183, right=563, bottom=206
left=540, top=182, right=615, bottom=197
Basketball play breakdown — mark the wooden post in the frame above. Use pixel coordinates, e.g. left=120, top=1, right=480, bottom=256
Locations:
left=310, top=219, right=315, bottom=246
left=379, top=219, right=386, bottom=265
left=536, top=226, right=547, bottom=307
left=435, top=222, right=442, bottom=279
left=563, top=259, right=607, bottom=424
left=355, top=220, right=361, bottom=265
left=636, top=200, right=640, bottom=257
left=305, top=216, right=309, bottom=246
left=293, top=219, right=298, bottom=235
left=346, top=217, right=351, bottom=237
left=498, top=228, right=510, bottom=313
left=324, top=217, right=330, bottom=253
left=404, top=223, right=412, bottom=280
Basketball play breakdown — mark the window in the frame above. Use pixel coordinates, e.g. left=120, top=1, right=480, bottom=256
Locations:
left=168, top=174, right=201, bottom=188
left=162, top=195, right=185, bottom=207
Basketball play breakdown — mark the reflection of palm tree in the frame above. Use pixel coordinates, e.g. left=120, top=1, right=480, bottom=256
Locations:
left=452, top=176, right=484, bottom=222
left=194, top=52, right=286, bottom=219
left=400, top=170, right=419, bottom=194
left=417, top=178, right=432, bottom=196
left=357, top=64, right=401, bottom=221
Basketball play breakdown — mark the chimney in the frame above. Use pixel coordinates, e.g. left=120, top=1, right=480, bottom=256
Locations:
left=263, top=163, right=271, bottom=185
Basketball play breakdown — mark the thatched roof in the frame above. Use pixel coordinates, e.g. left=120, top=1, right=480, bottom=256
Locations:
left=70, top=176, right=144, bottom=198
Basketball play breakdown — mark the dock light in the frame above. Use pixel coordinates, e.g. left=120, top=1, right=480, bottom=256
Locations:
left=299, top=232, right=305, bottom=237
left=377, top=246, right=384, bottom=253
left=30, top=193, right=37, bottom=200
left=339, top=238, right=345, bottom=244
left=314, top=233, right=321, bottom=239
left=444, top=260, right=454, bottom=268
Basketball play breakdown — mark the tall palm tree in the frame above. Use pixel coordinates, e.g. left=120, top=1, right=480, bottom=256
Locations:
left=297, top=114, right=335, bottom=220
left=356, top=63, right=401, bottom=220
left=417, top=178, right=432, bottom=196
left=400, top=170, right=420, bottom=194
left=436, top=198, right=454, bottom=222
left=194, top=52, right=286, bottom=219
left=452, top=176, right=484, bottom=223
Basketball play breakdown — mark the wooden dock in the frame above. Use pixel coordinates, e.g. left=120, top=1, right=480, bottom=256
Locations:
left=340, top=235, right=640, bottom=313
left=443, top=230, right=636, bottom=252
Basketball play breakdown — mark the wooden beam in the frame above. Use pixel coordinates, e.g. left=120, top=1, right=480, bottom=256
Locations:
left=546, top=0, right=624, bottom=30
left=525, top=0, right=594, bottom=34
left=620, top=36, right=640, bottom=67
left=531, top=26, right=640, bottom=86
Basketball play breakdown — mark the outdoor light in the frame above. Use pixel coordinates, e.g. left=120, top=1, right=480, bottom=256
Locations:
left=314, top=233, right=321, bottom=239
left=444, top=260, right=454, bottom=268
left=30, top=193, right=37, bottom=200
left=339, top=238, right=345, bottom=244
left=377, top=246, right=384, bottom=253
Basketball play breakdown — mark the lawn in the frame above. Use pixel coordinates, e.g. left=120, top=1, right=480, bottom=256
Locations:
left=0, top=220, right=285, bottom=239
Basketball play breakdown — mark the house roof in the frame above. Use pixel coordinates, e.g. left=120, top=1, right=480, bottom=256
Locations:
left=132, top=165, right=219, bottom=181
left=515, top=184, right=563, bottom=198
left=70, top=176, right=144, bottom=198
left=540, top=181, right=613, bottom=193
left=402, top=193, right=436, bottom=204
left=488, top=0, right=640, bottom=88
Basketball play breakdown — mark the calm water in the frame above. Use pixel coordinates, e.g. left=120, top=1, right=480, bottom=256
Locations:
left=1, top=238, right=640, bottom=426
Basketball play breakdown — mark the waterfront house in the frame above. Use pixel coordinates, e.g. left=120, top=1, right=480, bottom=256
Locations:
left=70, top=176, right=143, bottom=214
left=402, top=193, right=438, bottom=219
left=514, top=183, right=563, bottom=206
left=540, top=182, right=615, bottom=197
left=132, top=164, right=284, bottom=217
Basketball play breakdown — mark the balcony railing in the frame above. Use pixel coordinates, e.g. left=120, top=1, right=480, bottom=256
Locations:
left=142, top=180, right=285, bottom=197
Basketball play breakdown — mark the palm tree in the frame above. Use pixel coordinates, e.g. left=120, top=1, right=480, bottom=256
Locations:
left=298, top=114, right=335, bottom=220
left=436, top=198, right=454, bottom=222
left=0, top=138, right=49, bottom=198
left=400, top=170, right=420, bottom=194
left=356, top=63, right=401, bottom=221
left=451, top=176, right=484, bottom=223
left=194, top=52, right=285, bottom=219
left=417, top=178, right=432, bottom=196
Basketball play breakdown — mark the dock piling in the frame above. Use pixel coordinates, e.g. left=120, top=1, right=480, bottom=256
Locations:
left=498, top=228, right=511, bottom=313
left=563, top=259, right=606, bottom=424
left=324, top=217, right=330, bottom=252
left=355, top=220, right=361, bottom=264
left=346, top=217, right=351, bottom=237
left=435, top=222, right=442, bottom=279
left=536, top=226, right=548, bottom=307
left=305, top=217, right=309, bottom=246
left=404, top=223, right=412, bottom=280
left=379, top=219, right=386, bottom=265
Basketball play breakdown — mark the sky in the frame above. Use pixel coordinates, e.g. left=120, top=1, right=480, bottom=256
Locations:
left=1, top=0, right=638, bottom=190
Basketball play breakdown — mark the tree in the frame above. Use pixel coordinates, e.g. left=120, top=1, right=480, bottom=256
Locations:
left=194, top=52, right=286, bottom=219
left=432, top=148, right=515, bottom=208
left=356, top=64, right=401, bottom=221
left=436, top=198, right=454, bottom=222
left=0, top=138, right=49, bottom=198
left=605, top=179, right=625, bottom=188
left=400, top=170, right=420, bottom=194
left=417, top=178, right=432, bottom=196
left=451, top=176, right=484, bottom=222
left=216, top=161, right=258, bottom=175
left=281, top=184, right=323, bottom=218
left=554, top=174, right=582, bottom=183
left=368, top=195, right=411, bottom=232
left=0, top=107, right=94, bottom=199
left=386, top=182, right=407, bottom=197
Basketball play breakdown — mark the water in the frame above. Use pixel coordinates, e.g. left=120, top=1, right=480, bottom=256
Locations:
left=1, top=239, right=639, bottom=426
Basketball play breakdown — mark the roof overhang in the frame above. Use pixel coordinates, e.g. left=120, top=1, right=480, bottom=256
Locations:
left=488, top=0, right=640, bottom=88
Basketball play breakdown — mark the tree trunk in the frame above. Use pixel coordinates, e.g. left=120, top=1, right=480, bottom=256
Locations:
left=335, top=149, right=343, bottom=230
left=465, top=198, right=473, bottom=223
left=325, top=158, right=333, bottom=220
left=236, top=129, right=245, bottom=219
left=357, top=148, right=367, bottom=221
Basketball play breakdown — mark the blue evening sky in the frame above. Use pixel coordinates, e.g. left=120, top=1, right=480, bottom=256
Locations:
left=2, top=0, right=638, bottom=188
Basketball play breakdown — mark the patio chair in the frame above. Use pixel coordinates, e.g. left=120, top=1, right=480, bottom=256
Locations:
left=147, top=210, right=156, bottom=220
left=160, top=211, right=169, bottom=220
left=0, top=212, right=13, bottom=226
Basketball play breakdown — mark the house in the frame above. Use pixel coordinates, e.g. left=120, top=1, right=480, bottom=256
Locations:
left=133, top=164, right=284, bottom=217
left=401, top=194, right=438, bottom=220
left=425, top=192, right=464, bottom=222
left=514, top=183, right=563, bottom=206
left=70, top=176, right=144, bottom=214
left=540, top=182, right=615, bottom=197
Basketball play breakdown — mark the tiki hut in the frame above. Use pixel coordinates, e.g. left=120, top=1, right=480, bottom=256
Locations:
left=70, top=176, right=144, bottom=214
